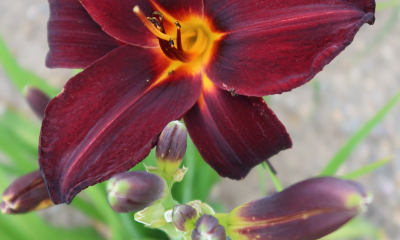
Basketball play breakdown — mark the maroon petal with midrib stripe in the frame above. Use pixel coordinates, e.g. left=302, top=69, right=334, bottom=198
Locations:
left=46, top=0, right=125, bottom=69
left=184, top=80, right=292, bottom=180
left=39, top=45, right=202, bottom=204
left=204, top=0, right=376, bottom=96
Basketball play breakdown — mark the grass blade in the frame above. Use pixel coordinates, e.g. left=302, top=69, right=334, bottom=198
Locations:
left=341, top=156, right=393, bottom=180
left=320, top=90, right=400, bottom=176
left=0, top=35, right=59, bottom=97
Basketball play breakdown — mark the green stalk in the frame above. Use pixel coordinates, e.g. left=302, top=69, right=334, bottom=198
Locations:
left=262, top=162, right=283, bottom=192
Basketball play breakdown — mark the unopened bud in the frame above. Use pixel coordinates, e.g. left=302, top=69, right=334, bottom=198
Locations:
left=192, top=214, right=226, bottom=240
left=172, top=204, right=198, bottom=231
left=23, top=86, right=50, bottom=119
left=156, top=121, right=187, bottom=178
left=226, top=177, right=372, bottom=240
left=107, top=171, right=168, bottom=213
left=1, top=170, right=53, bottom=214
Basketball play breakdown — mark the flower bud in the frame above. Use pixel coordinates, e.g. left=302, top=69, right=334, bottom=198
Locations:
left=226, top=177, right=372, bottom=240
left=156, top=121, right=187, bottom=178
left=1, top=170, right=53, bottom=214
left=107, top=171, right=168, bottom=213
left=172, top=204, right=198, bottom=231
left=23, top=86, right=50, bottom=119
left=192, top=214, right=226, bottom=240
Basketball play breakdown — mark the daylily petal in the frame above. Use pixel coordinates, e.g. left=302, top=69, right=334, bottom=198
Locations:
left=184, top=78, right=292, bottom=179
left=204, top=0, right=375, bottom=96
left=47, top=0, right=125, bottom=69
left=39, top=45, right=202, bottom=204
left=78, top=0, right=203, bottom=47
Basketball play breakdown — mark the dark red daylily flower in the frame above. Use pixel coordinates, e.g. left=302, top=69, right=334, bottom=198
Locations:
left=40, top=0, right=376, bottom=204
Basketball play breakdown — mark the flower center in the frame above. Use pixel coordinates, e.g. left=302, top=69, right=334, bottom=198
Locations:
left=133, top=6, right=211, bottom=63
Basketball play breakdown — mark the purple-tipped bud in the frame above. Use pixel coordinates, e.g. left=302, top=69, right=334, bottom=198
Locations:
left=156, top=121, right=187, bottom=178
left=172, top=204, right=198, bottom=231
left=23, top=86, right=50, bottom=119
left=107, top=171, right=168, bottom=213
left=1, top=170, right=53, bottom=214
left=226, top=177, right=372, bottom=240
left=192, top=214, right=226, bottom=240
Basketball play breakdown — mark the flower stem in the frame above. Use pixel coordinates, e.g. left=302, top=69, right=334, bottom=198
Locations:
left=213, top=213, right=229, bottom=228
left=262, top=162, right=283, bottom=192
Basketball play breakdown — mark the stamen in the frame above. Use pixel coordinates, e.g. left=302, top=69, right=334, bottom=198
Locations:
left=175, top=21, right=183, bottom=51
left=133, top=6, right=172, bottom=41
left=133, top=6, right=196, bottom=41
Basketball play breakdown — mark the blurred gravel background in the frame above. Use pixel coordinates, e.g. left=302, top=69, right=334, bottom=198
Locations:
left=0, top=0, right=399, bottom=239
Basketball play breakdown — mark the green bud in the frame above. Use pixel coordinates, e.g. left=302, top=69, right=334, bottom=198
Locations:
left=1, top=170, right=54, bottom=214
left=172, top=204, right=198, bottom=232
left=156, top=121, right=187, bottom=178
left=107, top=171, right=168, bottom=213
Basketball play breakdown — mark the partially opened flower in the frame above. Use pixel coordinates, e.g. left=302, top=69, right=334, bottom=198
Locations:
left=40, top=0, right=376, bottom=204
left=222, top=177, right=372, bottom=240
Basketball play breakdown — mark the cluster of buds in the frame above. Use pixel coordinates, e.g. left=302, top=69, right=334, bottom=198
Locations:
left=0, top=115, right=373, bottom=240
left=104, top=120, right=372, bottom=240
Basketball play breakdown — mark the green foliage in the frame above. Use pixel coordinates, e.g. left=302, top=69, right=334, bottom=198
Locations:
left=321, top=218, right=384, bottom=240
left=0, top=36, right=59, bottom=97
left=342, top=156, right=393, bottom=180
left=320, top=90, right=400, bottom=176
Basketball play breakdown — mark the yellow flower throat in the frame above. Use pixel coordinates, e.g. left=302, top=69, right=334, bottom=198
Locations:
left=133, top=6, right=222, bottom=67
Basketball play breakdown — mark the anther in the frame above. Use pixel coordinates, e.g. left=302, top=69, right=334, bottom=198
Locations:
left=150, top=17, right=162, bottom=30
left=174, top=21, right=181, bottom=29
left=169, top=39, right=175, bottom=48
left=152, top=11, right=164, bottom=22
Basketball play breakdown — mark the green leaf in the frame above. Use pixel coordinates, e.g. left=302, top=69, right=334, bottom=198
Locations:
left=70, top=196, right=106, bottom=222
left=0, top=110, right=41, bottom=173
left=0, top=35, right=59, bottom=97
left=85, top=183, right=130, bottom=240
left=320, top=90, right=400, bottom=176
left=341, top=156, right=393, bottom=180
